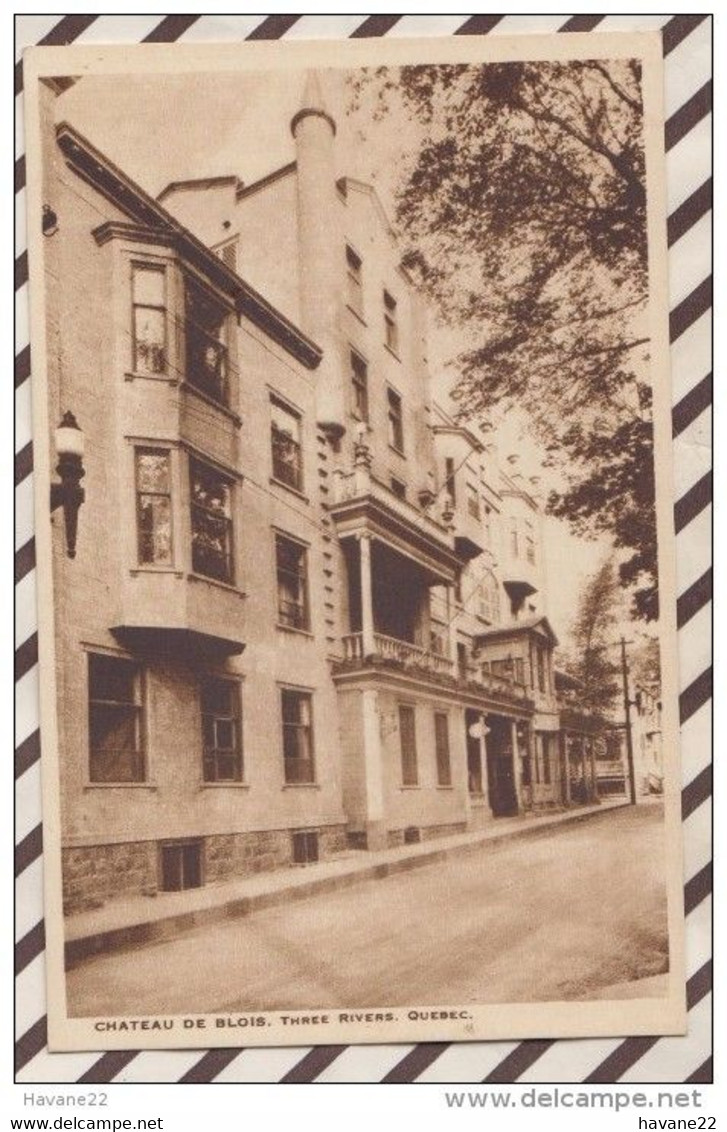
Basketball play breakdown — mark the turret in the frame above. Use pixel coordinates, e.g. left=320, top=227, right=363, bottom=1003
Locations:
left=291, top=71, right=345, bottom=441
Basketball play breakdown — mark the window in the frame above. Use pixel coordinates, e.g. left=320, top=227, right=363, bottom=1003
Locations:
left=132, top=264, right=166, bottom=375
left=276, top=534, right=309, bottom=631
left=434, top=712, right=452, bottom=786
left=281, top=689, right=315, bottom=784
left=536, top=646, right=546, bottom=693
left=491, top=657, right=525, bottom=684
left=457, top=642, right=468, bottom=681
left=270, top=395, right=304, bottom=492
left=135, top=448, right=173, bottom=566
left=399, top=704, right=418, bottom=786
left=444, top=457, right=457, bottom=505
left=346, top=245, right=363, bottom=316
left=509, top=517, right=519, bottom=558
left=525, top=520, right=536, bottom=565
left=190, top=459, right=234, bottom=584
left=479, top=571, right=501, bottom=624
left=216, top=239, right=238, bottom=272
left=350, top=349, right=369, bottom=421
left=484, top=506, right=492, bottom=546
left=383, top=289, right=399, bottom=353
left=185, top=277, right=229, bottom=405
left=201, top=678, right=242, bottom=782
left=466, top=483, right=481, bottom=520
left=390, top=476, right=407, bottom=500
left=88, top=654, right=144, bottom=783
left=160, top=841, right=202, bottom=891
left=387, top=387, right=404, bottom=453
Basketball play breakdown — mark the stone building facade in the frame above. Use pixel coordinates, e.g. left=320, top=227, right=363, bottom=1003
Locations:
left=39, top=73, right=605, bottom=915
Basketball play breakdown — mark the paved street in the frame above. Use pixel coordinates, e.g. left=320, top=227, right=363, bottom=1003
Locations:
left=68, top=804, right=669, bottom=1016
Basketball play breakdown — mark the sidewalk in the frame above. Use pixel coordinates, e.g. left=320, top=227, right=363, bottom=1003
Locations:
left=65, top=798, right=629, bottom=968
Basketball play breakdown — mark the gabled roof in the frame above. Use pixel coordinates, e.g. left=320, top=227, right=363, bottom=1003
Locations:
left=236, top=161, right=297, bottom=200
left=55, top=122, right=322, bottom=371
left=475, top=616, right=559, bottom=648
left=338, top=176, right=397, bottom=241
left=157, top=175, right=242, bottom=203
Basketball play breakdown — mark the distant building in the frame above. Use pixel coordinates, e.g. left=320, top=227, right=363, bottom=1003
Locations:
left=633, top=683, right=664, bottom=794
left=39, top=73, right=611, bottom=915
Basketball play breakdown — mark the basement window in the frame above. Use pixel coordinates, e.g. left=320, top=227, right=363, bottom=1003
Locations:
left=292, top=830, right=319, bottom=865
left=160, top=840, right=203, bottom=891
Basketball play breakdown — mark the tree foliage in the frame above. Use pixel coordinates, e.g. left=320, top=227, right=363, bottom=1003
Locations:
left=569, top=556, right=622, bottom=714
left=350, top=60, right=657, bottom=620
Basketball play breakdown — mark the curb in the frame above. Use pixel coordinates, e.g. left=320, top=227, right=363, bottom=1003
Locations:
left=65, top=800, right=630, bottom=969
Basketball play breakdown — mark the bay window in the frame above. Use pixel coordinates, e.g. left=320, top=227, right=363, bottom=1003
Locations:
left=190, top=458, right=234, bottom=584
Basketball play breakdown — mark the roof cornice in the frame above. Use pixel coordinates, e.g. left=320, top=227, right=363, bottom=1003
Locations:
left=56, top=123, right=322, bottom=371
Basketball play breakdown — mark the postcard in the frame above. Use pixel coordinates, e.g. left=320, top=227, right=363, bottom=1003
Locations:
left=22, top=30, right=685, bottom=1051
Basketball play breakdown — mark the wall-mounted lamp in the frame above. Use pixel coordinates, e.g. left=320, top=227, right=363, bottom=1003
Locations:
left=50, top=411, right=85, bottom=558
left=42, top=205, right=59, bottom=236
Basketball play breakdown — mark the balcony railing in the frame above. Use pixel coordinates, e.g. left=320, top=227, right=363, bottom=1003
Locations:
left=478, top=667, right=530, bottom=700
left=342, top=631, right=454, bottom=677
left=340, top=633, right=531, bottom=704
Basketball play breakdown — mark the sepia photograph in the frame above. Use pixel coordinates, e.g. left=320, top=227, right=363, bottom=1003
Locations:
left=22, top=31, right=685, bottom=1051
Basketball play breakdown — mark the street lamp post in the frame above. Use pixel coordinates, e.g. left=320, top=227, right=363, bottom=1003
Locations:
left=49, top=411, right=85, bottom=559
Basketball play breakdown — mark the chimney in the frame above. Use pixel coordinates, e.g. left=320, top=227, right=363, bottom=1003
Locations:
left=291, top=72, right=345, bottom=441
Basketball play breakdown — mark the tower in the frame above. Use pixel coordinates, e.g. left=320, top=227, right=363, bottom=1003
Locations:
left=291, top=71, right=345, bottom=441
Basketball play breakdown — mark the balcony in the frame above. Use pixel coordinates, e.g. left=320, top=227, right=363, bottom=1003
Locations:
left=329, top=441, right=462, bottom=585
left=339, top=630, right=532, bottom=707
left=342, top=631, right=454, bottom=678
left=112, top=569, right=246, bottom=659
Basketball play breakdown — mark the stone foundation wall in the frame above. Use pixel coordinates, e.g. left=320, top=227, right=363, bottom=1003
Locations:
left=62, top=842, right=157, bottom=914
left=318, top=825, right=348, bottom=856
left=205, top=829, right=290, bottom=883
left=63, top=824, right=348, bottom=914
left=386, top=821, right=467, bottom=849
left=421, top=821, right=467, bottom=841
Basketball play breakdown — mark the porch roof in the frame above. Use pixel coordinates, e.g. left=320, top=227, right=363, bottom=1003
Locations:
left=329, top=479, right=463, bottom=584
left=473, top=615, right=559, bottom=650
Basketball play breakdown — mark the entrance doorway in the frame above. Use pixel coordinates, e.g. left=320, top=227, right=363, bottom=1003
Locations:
left=485, top=715, right=519, bottom=817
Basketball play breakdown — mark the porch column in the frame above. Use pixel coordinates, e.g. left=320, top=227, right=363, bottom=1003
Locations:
left=447, top=586, right=458, bottom=666
left=359, top=532, right=375, bottom=657
left=529, top=724, right=537, bottom=801
left=562, top=731, right=571, bottom=806
left=361, top=688, right=386, bottom=850
left=480, top=713, right=491, bottom=815
left=511, top=719, right=523, bottom=811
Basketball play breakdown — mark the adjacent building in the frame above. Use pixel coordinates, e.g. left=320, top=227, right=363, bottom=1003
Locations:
left=39, top=73, right=612, bottom=915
